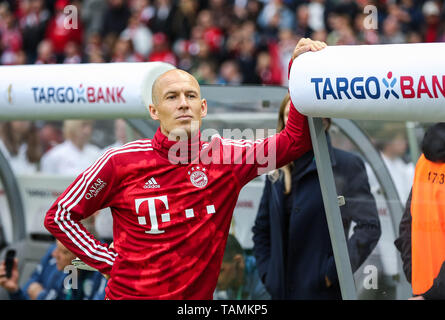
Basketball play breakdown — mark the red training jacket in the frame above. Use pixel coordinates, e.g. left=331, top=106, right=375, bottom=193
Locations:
left=44, top=88, right=311, bottom=300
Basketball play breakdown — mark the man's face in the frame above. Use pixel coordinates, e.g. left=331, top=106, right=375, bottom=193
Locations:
left=52, top=241, right=76, bottom=271
left=71, top=120, right=93, bottom=147
left=149, top=70, right=207, bottom=137
left=216, top=260, right=237, bottom=291
left=216, top=253, right=244, bottom=291
left=387, top=133, right=408, bottom=157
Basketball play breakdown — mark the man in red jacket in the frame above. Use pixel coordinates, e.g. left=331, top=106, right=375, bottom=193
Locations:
left=44, top=38, right=326, bottom=299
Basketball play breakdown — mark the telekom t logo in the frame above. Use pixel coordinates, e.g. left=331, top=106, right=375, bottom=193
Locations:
left=135, top=195, right=216, bottom=234
left=135, top=196, right=170, bottom=234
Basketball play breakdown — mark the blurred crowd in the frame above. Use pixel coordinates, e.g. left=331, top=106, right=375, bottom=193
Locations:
left=0, top=0, right=444, bottom=86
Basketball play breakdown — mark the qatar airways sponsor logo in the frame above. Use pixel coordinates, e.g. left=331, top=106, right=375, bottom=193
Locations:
left=31, top=85, right=126, bottom=104
left=311, top=72, right=445, bottom=100
left=85, top=178, right=107, bottom=200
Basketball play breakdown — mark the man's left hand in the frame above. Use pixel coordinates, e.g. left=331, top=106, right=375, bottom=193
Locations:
left=292, top=38, right=327, bottom=61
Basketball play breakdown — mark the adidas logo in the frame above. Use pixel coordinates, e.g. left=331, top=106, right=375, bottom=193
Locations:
left=144, top=177, right=160, bottom=189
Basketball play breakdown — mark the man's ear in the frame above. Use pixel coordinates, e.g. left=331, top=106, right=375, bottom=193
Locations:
left=201, top=98, right=208, bottom=118
left=149, top=104, right=159, bottom=121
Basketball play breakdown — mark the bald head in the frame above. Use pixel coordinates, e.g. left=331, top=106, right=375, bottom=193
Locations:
left=151, top=69, right=201, bottom=106
left=148, top=68, right=207, bottom=137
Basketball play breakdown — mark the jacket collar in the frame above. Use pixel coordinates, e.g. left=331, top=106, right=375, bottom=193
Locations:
left=152, top=127, right=202, bottom=163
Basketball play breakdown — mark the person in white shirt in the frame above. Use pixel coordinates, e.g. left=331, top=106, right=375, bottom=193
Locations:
left=40, top=120, right=102, bottom=176
left=0, top=121, right=42, bottom=174
left=102, top=119, right=128, bottom=151
left=375, top=123, right=415, bottom=206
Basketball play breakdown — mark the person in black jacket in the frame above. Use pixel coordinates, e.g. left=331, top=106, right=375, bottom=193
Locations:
left=394, top=123, right=445, bottom=300
left=252, top=93, right=381, bottom=299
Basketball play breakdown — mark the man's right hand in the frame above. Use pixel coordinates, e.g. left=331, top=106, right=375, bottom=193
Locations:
left=0, top=258, right=19, bottom=293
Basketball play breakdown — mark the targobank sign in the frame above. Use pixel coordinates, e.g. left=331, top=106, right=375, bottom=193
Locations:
left=311, top=72, right=445, bottom=100
left=31, top=85, right=126, bottom=104
left=288, top=43, right=445, bottom=121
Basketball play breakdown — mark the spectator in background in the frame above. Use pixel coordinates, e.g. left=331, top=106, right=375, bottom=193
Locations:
left=294, top=3, right=313, bottom=38
left=38, top=122, right=64, bottom=153
left=327, top=13, right=357, bottom=45
left=148, top=32, right=177, bottom=65
left=149, top=0, right=175, bottom=36
left=255, top=50, right=281, bottom=85
left=103, top=119, right=128, bottom=150
left=311, top=28, right=327, bottom=42
left=45, top=0, right=83, bottom=63
left=374, top=123, right=415, bottom=205
left=307, top=0, right=325, bottom=33
left=277, top=28, right=298, bottom=85
left=196, top=9, right=224, bottom=55
left=244, top=0, right=262, bottom=22
left=63, top=41, right=81, bottom=63
left=84, top=32, right=106, bottom=62
left=81, top=0, right=107, bottom=39
left=388, top=0, right=423, bottom=34
left=19, top=0, right=50, bottom=63
left=173, top=37, right=198, bottom=71
left=193, top=39, right=212, bottom=66
left=0, top=4, right=23, bottom=65
left=218, top=59, right=242, bottom=85
left=238, top=35, right=260, bottom=84
left=120, top=12, right=153, bottom=60
left=130, top=0, right=155, bottom=25
left=169, top=0, right=199, bottom=41
left=35, top=38, right=56, bottom=64
left=102, top=0, right=131, bottom=39
left=101, top=0, right=131, bottom=57
left=233, top=0, right=249, bottom=21
left=40, top=120, right=101, bottom=175
left=422, top=0, right=441, bottom=42
left=111, top=35, right=143, bottom=62
left=257, top=0, right=294, bottom=37
left=224, top=21, right=244, bottom=58
left=354, top=11, right=380, bottom=45
left=11, top=49, right=27, bottom=65
left=253, top=93, right=381, bottom=299
left=207, top=0, right=234, bottom=34
left=214, top=234, right=270, bottom=300
left=174, top=33, right=209, bottom=71
left=380, top=14, right=406, bottom=44
left=406, top=30, right=423, bottom=43
left=0, top=121, right=42, bottom=174
left=241, top=19, right=261, bottom=47
left=194, top=59, right=218, bottom=84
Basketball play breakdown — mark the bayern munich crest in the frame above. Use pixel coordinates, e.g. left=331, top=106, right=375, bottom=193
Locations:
left=188, top=166, right=208, bottom=188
